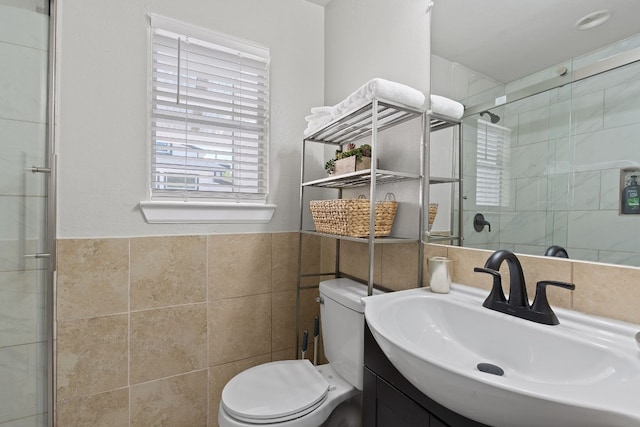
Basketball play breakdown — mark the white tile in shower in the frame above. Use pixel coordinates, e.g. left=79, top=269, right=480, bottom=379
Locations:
left=547, top=173, right=571, bottom=211
left=572, top=122, right=640, bottom=168
left=510, top=140, right=549, bottom=178
left=461, top=173, right=478, bottom=211
left=572, top=61, right=640, bottom=98
left=0, top=269, right=46, bottom=347
left=548, top=99, right=571, bottom=140
left=571, top=90, right=604, bottom=136
left=0, top=342, right=47, bottom=424
left=549, top=83, right=572, bottom=104
left=568, top=210, right=639, bottom=253
left=505, top=90, right=550, bottom=116
left=0, top=119, right=47, bottom=197
left=548, top=210, right=569, bottom=248
left=571, top=171, right=601, bottom=211
left=566, top=247, right=599, bottom=263
left=516, top=106, right=549, bottom=146
left=0, top=5, right=48, bottom=51
left=547, top=136, right=572, bottom=175
left=604, top=76, right=640, bottom=129
left=498, top=211, right=546, bottom=246
left=0, top=42, right=48, bottom=123
left=570, top=72, right=606, bottom=98
left=597, top=250, right=640, bottom=267
left=515, top=177, right=547, bottom=212
left=600, top=169, right=621, bottom=210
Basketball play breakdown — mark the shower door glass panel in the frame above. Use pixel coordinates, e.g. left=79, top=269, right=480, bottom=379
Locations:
left=0, top=1, right=50, bottom=426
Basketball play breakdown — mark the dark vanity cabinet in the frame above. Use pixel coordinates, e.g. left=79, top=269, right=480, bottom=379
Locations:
left=363, top=323, right=489, bottom=427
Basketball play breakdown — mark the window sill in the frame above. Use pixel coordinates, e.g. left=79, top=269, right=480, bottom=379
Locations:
left=139, top=201, right=276, bottom=224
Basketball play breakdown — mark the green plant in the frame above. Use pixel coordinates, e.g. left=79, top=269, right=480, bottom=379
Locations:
left=324, top=143, right=372, bottom=174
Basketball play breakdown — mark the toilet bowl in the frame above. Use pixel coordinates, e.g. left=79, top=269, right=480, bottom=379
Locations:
left=218, top=361, right=359, bottom=427
left=218, top=278, right=379, bottom=427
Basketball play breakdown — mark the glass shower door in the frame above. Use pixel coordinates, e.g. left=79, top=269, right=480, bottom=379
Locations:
left=0, top=1, right=51, bottom=426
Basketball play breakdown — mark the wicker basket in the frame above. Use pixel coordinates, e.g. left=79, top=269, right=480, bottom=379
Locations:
left=310, top=195, right=398, bottom=237
left=428, top=202, right=438, bottom=229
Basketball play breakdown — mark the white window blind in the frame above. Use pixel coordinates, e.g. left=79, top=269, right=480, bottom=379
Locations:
left=476, top=119, right=511, bottom=207
left=150, top=17, right=270, bottom=202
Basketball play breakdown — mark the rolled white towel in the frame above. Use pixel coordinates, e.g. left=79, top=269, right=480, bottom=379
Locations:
left=310, top=106, right=334, bottom=115
left=430, top=94, right=464, bottom=120
left=305, top=113, right=328, bottom=122
left=363, top=78, right=426, bottom=108
left=304, top=115, right=334, bottom=136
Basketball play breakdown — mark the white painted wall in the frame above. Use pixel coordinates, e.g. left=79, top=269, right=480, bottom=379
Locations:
left=324, top=0, right=431, bottom=105
left=55, top=0, right=324, bottom=238
left=324, top=0, right=436, bottom=236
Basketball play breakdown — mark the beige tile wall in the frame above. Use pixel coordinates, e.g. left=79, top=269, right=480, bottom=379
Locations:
left=55, top=234, right=640, bottom=426
left=55, top=232, right=322, bottom=427
left=443, top=245, right=640, bottom=324
left=339, top=240, right=640, bottom=325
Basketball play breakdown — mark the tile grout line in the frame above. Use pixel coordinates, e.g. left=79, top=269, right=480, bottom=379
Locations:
left=205, top=234, right=210, bottom=426
left=127, top=237, right=131, bottom=427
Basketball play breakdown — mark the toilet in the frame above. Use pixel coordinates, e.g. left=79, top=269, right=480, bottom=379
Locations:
left=218, top=278, right=381, bottom=427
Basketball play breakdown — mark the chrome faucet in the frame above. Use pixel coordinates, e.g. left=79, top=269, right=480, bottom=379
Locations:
left=474, top=250, right=575, bottom=325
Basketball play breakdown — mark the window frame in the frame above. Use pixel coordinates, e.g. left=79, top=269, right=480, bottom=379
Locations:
left=140, top=15, right=275, bottom=224
left=475, top=119, right=511, bottom=208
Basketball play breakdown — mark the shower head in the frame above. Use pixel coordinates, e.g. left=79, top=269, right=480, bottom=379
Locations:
left=479, top=111, right=500, bottom=124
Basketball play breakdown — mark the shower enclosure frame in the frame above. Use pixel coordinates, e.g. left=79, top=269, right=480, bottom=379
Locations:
left=463, top=46, right=640, bottom=118
left=46, top=0, right=58, bottom=425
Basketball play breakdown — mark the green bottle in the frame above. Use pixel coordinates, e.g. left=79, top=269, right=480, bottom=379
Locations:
left=622, top=174, right=640, bottom=214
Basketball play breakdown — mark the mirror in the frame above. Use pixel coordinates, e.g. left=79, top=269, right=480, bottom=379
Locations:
left=431, top=1, right=640, bottom=267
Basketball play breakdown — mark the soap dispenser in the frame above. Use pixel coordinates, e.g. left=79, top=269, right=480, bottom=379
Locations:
left=622, top=174, right=640, bottom=214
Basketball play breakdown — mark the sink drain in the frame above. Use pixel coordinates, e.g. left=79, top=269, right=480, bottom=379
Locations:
left=477, top=363, right=504, bottom=376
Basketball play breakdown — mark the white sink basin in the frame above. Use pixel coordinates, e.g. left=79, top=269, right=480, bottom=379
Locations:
left=363, top=284, right=640, bottom=427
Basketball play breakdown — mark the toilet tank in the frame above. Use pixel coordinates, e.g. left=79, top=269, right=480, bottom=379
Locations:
left=319, top=278, right=383, bottom=390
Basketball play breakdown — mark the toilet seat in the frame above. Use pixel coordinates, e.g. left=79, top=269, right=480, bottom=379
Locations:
left=221, top=360, right=330, bottom=424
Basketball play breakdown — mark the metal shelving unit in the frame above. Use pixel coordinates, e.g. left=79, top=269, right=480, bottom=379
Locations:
left=304, top=99, right=423, bottom=145
left=297, top=99, right=427, bottom=301
left=425, top=112, right=463, bottom=245
left=294, top=98, right=463, bottom=357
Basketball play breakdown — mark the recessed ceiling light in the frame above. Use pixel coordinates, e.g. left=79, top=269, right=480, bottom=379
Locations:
left=575, top=10, right=612, bottom=30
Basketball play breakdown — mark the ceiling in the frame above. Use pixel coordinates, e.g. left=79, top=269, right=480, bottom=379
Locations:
left=431, top=0, right=640, bottom=83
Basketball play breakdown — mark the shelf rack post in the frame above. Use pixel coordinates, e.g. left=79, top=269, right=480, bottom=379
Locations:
left=367, top=99, right=379, bottom=296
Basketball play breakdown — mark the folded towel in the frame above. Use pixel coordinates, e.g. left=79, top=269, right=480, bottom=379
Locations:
left=430, top=94, right=464, bottom=120
left=305, top=81, right=468, bottom=137
left=333, top=78, right=426, bottom=118
left=363, top=78, right=426, bottom=108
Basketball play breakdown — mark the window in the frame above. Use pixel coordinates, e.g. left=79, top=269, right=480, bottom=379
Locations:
left=150, top=16, right=270, bottom=203
left=476, top=119, right=511, bottom=207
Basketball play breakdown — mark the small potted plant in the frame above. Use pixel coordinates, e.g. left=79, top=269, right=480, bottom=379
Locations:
left=324, top=143, right=373, bottom=175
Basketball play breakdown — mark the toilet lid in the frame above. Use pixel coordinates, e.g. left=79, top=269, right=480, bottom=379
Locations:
left=221, top=360, right=330, bottom=423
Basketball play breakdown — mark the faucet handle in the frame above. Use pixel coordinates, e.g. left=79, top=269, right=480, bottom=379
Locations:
left=474, top=267, right=507, bottom=306
left=531, top=280, right=575, bottom=325
left=473, top=267, right=499, bottom=277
